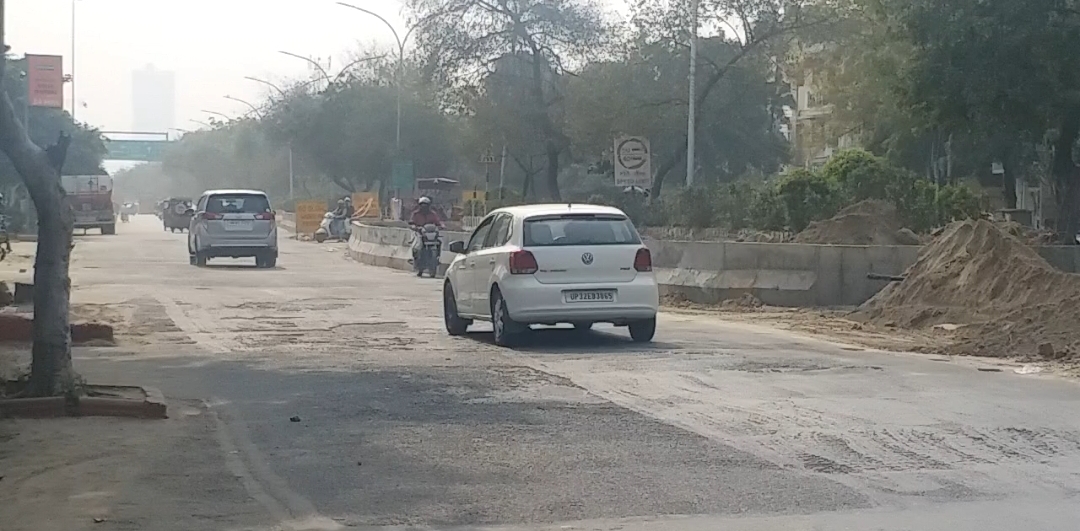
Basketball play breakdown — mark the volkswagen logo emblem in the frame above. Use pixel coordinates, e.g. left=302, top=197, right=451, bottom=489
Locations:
left=581, top=252, right=594, bottom=265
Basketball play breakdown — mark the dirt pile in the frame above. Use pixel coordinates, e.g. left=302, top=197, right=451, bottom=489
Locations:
left=859, top=219, right=1080, bottom=359
left=795, top=200, right=921, bottom=246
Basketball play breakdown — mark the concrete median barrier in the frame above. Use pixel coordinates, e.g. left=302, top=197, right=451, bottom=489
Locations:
left=347, top=221, right=1080, bottom=307
left=347, top=221, right=466, bottom=277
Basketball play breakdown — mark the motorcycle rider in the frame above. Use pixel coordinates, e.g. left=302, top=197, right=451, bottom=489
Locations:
left=329, top=199, right=349, bottom=240
left=409, top=197, right=443, bottom=272
left=409, top=196, right=442, bottom=228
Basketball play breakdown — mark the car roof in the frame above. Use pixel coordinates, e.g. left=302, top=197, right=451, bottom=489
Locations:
left=490, top=203, right=627, bottom=219
left=201, top=189, right=269, bottom=197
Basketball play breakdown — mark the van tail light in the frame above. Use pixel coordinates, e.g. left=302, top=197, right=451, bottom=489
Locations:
left=202, top=212, right=223, bottom=220
left=255, top=212, right=275, bottom=221
left=634, top=248, right=652, bottom=272
left=509, top=250, right=539, bottom=275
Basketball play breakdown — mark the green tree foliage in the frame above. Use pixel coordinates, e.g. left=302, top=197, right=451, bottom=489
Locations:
left=881, top=0, right=1080, bottom=237
left=409, top=0, right=610, bottom=201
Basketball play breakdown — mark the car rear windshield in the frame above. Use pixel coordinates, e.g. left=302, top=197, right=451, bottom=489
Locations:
left=206, top=194, right=271, bottom=214
left=523, top=214, right=641, bottom=247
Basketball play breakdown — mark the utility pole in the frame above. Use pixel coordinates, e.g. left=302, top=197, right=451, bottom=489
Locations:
left=498, top=144, right=507, bottom=201
left=71, top=0, right=76, bottom=122
left=685, top=0, right=699, bottom=187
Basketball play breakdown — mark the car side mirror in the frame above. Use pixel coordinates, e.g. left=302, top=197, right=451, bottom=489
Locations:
left=185, top=208, right=195, bottom=216
left=449, top=241, right=465, bottom=254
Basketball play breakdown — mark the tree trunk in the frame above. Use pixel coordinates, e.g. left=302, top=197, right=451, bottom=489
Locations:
left=1052, top=106, right=1080, bottom=242
left=0, top=9, right=77, bottom=396
left=544, top=141, right=561, bottom=202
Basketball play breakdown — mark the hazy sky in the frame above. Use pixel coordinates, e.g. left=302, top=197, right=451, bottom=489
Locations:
left=9, top=0, right=629, bottom=138
left=8, top=0, right=419, bottom=132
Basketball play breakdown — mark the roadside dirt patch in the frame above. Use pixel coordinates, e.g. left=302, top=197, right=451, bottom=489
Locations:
left=859, top=219, right=1080, bottom=360
left=795, top=200, right=921, bottom=246
left=663, top=299, right=945, bottom=353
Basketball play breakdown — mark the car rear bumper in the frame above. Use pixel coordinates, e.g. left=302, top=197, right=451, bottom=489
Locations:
left=201, top=245, right=277, bottom=258
left=500, top=274, right=659, bottom=325
left=197, top=233, right=277, bottom=257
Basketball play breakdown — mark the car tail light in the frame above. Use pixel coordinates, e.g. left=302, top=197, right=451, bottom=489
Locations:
left=202, top=212, right=223, bottom=220
left=255, top=212, right=275, bottom=221
left=634, top=248, right=652, bottom=272
left=509, top=250, right=538, bottom=275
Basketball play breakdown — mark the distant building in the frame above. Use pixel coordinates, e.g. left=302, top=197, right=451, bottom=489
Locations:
left=131, top=64, right=175, bottom=132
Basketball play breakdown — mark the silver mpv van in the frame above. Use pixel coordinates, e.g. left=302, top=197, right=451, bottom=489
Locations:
left=188, top=190, right=278, bottom=268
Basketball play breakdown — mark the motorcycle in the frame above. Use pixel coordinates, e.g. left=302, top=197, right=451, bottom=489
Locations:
left=120, top=212, right=130, bottom=223
left=313, top=212, right=350, bottom=243
left=411, top=223, right=442, bottom=278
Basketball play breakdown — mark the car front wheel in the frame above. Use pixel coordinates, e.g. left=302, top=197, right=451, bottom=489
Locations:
left=628, top=317, right=656, bottom=343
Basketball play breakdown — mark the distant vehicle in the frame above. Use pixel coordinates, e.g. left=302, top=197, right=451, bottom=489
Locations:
left=442, top=203, right=658, bottom=346
left=62, top=175, right=116, bottom=235
left=188, top=189, right=278, bottom=268
left=162, top=197, right=194, bottom=232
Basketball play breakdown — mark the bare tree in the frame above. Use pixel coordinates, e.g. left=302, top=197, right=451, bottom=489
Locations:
left=0, top=1, right=77, bottom=397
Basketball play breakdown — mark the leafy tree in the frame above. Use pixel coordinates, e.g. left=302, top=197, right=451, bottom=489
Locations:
left=409, top=0, right=610, bottom=200
left=627, top=0, right=842, bottom=196
left=888, top=0, right=1080, bottom=238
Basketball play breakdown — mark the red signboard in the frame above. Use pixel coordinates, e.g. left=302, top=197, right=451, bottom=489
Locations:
left=26, top=54, right=64, bottom=108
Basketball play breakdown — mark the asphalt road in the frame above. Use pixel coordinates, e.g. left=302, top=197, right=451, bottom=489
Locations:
left=64, top=215, right=1080, bottom=530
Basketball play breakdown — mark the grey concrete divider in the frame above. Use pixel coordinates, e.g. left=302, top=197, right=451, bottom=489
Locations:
left=347, top=221, right=1080, bottom=307
left=347, top=221, right=467, bottom=277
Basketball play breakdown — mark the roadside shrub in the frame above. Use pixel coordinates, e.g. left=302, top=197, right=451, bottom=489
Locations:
left=777, top=168, right=843, bottom=232
left=820, top=149, right=893, bottom=201
left=747, top=184, right=787, bottom=231
left=936, top=183, right=983, bottom=223
left=669, top=186, right=719, bottom=228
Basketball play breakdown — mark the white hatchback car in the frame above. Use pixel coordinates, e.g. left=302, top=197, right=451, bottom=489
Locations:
left=443, top=204, right=659, bottom=346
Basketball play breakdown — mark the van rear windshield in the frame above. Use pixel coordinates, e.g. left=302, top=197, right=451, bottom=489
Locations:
left=523, top=214, right=641, bottom=247
left=206, top=194, right=271, bottom=214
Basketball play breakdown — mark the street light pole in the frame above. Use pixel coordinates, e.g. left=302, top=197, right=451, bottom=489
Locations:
left=201, top=109, right=232, bottom=122
left=243, top=76, right=287, bottom=98
left=686, top=0, right=699, bottom=187
left=223, top=95, right=263, bottom=118
left=71, top=0, right=76, bottom=122
left=278, top=51, right=331, bottom=87
left=337, top=2, right=425, bottom=152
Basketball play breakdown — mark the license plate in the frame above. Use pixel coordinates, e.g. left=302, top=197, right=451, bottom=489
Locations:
left=224, top=220, right=253, bottom=231
left=564, top=290, right=616, bottom=303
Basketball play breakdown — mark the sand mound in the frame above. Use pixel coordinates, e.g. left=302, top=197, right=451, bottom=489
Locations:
left=795, top=200, right=918, bottom=245
left=859, top=219, right=1080, bottom=359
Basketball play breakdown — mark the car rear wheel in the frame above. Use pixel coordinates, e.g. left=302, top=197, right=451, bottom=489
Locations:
left=443, top=284, right=470, bottom=336
left=255, top=254, right=277, bottom=268
left=491, top=290, right=523, bottom=347
left=195, top=252, right=207, bottom=267
left=628, top=317, right=656, bottom=343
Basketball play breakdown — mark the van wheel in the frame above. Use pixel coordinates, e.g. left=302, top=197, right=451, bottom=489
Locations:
left=195, top=252, right=207, bottom=267
left=628, top=318, right=656, bottom=343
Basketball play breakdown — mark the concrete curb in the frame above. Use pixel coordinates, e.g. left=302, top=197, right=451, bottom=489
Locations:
left=0, top=385, right=168, bottom=419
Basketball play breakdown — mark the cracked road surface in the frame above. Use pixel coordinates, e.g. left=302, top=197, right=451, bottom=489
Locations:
left=45, top=216, right=1080, bottom=529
